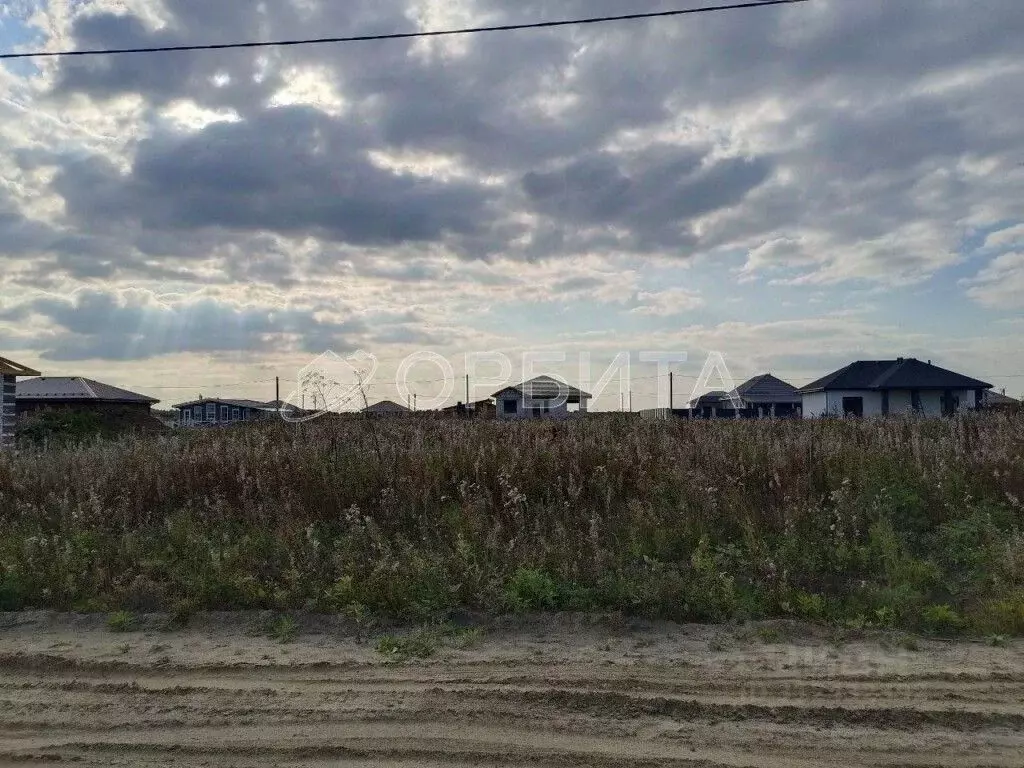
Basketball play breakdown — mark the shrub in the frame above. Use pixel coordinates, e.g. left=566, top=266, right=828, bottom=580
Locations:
left=107, top=611, right=138, bottom=633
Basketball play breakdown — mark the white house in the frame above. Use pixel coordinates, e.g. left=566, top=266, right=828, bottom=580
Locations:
left=798, top=358, right=991, bottom=418
left=492, top=376, right=592, bottom=420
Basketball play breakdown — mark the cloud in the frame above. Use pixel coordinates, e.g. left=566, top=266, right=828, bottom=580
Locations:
left=6, top=288, right=367, bottom=361
left=630, top=288, right=705, bottom=317
left=965, top=252, right=1024, bottom=310
left=0, top=0, right=1021, bottom=388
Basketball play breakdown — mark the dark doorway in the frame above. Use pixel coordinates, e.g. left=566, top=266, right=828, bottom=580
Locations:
left=842, top=397, right=864, bottom=417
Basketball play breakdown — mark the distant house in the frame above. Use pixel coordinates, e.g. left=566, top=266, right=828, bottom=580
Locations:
left=1, top=357, right=41, bottom=448
left=363, top=400, right=411, bottom=416
left=689, top=390, right=743, bottom=419
left=16, top=377, right=158, bottom=419
left=687, top=374, right=802, bottom=419
left=981, top=389, right=1021, bottom=411
left=493, top=376, right=592, bottom=420
left=440, top=399, right=497, bottom=418
left=798, top=358, right=991, bottom=418
left=172, top=397, right=284, bottom=426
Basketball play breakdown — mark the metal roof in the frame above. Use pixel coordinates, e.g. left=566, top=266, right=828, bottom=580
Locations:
left=735, top=374, right=801, bottom=404
left=363, top=400, right=411, bottom=413
left=798, top=359, right=992, bottom=394
left=0, top=357, right=41, bottom=377
left=16, top=377, right=158, bottom=404
left=492, top=376, right=592, bottom=402
left=173, top=398, right=280, bottom=411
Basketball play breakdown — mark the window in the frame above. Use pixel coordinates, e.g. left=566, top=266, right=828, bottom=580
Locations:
left=842, top=397, right=864, bottom=417
left=206, top=403, right=216, bottom=421
left=220, top=405, right=229, bottom=421
left=232, top=408, right=241, bottom=421
left=503, top=399, right=517, bottom=415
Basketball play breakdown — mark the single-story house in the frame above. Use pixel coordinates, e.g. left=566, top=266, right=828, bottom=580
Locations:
left=981, top=389, right=1021, bottom=411
left=798, top=358, right=992, bottom=418
left=493, top=376, right=592, bottom=420
left=440, top=399, right=497, bottom=418
left=1, top=357, right=41, bottom=448
left=173, top=397, right=284, bottom=426
left=689, top=390, right=743, bottom=419
left=688, top=374, right=802, bottom=419
left=363, top=400, right=411, bottom=416
left=16, top=376, right=158, bottom=418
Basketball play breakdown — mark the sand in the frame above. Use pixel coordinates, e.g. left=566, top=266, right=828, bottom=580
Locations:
left=1, top=611, right=1023, bottom=767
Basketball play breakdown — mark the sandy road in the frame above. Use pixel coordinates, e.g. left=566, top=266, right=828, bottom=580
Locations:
left=1, top=612, right=1023, bottom=767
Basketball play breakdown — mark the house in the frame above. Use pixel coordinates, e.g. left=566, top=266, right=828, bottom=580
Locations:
left=736, top=373, right=803, bottom=418
left=1, top=357, right=41, bottom=448
left=173, top=397, right=283, bottom=426
left=16, top=376, right=158, bottom=418
left=492, top=376, right=592, bottom=420
left=687, top=374, right=802, bottom=419
left=689, top=390, right=743, bottom=419
left=363, top=400, right=411, bottom=416
left=981, top=389, right=1021, bottom=411
left=798, top=358, right=992, bottom=418
left=440, top=399, right=497, bottom=418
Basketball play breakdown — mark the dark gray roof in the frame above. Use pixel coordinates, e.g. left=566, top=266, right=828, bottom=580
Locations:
left=17, top=377, right=158, bottom=404
left=736, top=374, right=801, bottom=404
left=798, top=359, right=992, bottom=394
left=689, top=390, right=740, bottom=407
left=492, top=376, right=592, bottom=401
left=173, top=398, right=279, bottom=411
left=983, top=390, right=1020, bottom=407
left=363, top=400, right=411, bottom=413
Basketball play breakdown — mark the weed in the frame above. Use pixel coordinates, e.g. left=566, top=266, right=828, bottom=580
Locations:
left=503, top=569, right=559, bottom=612
left=919, top=604, right=965, bottom=637
left=265, top=614, right=300, bottom=644
left=375, top=628, right=439, bottom=660
left=899, top=634, right=920, bottom=652
left=987, top=634, right=1009, bottom=648
left=107, top=611, right=138, bottom=633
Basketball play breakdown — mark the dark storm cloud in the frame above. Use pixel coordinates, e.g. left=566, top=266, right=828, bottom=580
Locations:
left=52, top=106, right=495, bottom=247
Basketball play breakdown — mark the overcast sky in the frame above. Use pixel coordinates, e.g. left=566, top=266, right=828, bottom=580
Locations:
left=1, top=0, right=1023, bottom=409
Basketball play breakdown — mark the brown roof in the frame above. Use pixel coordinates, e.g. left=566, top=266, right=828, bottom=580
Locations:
left=0, top=357, right=41, bottom=377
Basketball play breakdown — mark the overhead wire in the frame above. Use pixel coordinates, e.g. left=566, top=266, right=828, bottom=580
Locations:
left=0, top=1, right=810, bottom=60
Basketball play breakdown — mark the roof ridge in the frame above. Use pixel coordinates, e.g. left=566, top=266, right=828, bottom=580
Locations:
left=78, top=377, right=98, bottom=399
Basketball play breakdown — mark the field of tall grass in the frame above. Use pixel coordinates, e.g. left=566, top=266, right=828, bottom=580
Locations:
left=2, top=413, right=1023, bottom=635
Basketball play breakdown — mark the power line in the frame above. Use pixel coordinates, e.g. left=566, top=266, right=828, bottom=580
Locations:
left=0, top=1, right=810, bottom=60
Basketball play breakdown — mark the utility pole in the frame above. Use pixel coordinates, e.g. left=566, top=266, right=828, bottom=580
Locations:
left=275, top=377, right=280, bottom=416
left=414, top=394, right=418, bottom=411
left=629, top=390, right=633, bottom=412
left=466, top=374, right=470, bottom=407
left=669, top=372, right=674, bottom=413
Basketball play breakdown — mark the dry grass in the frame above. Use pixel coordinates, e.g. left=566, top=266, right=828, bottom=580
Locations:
left=1, top=413, right=1022, bottom=633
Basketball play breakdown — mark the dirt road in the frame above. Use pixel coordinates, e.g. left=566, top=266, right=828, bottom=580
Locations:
left=1, top=612, right=1022, bottom=767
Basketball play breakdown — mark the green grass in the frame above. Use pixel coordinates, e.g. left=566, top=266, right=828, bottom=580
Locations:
left=1, top=413, right=1023, bottom=635
left=264, top=614, right=300, bottom=644
left=107, top=611, right=138, bottom=633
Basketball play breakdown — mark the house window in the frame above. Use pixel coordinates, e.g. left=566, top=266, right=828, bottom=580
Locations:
left=206, top=403, right=216, bottom=421
left=220, top=405, right=229, bottom=421
left=503, top=400, right=517, bottom=415
left=842, top=397, right=864, bottom=417
left=232, top=408, right=241, bottom=421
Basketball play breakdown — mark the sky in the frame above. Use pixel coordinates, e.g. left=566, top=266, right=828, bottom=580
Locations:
left=0, top=0, right=1023, bottom=410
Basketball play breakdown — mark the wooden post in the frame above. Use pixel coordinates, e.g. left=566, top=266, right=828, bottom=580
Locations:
left=669, top=372, right=674, bottom=414
left=275, top=377, right=280, bottom=417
